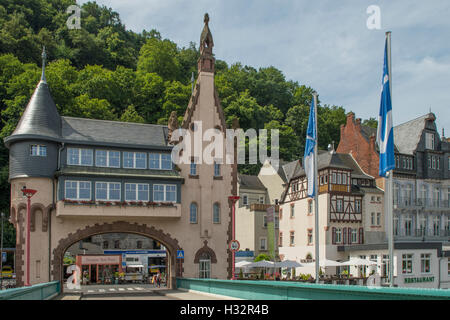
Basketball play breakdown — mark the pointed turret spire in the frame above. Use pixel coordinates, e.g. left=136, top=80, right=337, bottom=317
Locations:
left=198, top=13, right=215, bottom=73
left=41, top=46, right=47, bottom=83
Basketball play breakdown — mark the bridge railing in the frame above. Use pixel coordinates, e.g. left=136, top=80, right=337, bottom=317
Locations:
left=176, top=278, right=450, bottom=300
left=0, top=281, right=60, bottom=300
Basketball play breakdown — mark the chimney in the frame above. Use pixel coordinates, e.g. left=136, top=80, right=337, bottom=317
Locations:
left=346, top=112, right=355, bottom=126
left=355, top=118, right=362, bottom=131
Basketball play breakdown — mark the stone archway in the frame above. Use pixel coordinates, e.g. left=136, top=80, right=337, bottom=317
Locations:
left=51, top=221, right=182, bottom=291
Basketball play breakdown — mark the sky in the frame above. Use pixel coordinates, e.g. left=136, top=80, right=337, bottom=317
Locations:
left=79, top=0, right=450, bottom=136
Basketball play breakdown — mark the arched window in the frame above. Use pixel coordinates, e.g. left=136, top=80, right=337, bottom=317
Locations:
left=213, top=203, right=220, bottom=224
left=190, top=202, right=198, bottom=224
left=199, top=252, right=211, bottom=278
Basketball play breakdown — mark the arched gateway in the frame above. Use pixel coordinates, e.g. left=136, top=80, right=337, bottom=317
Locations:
left=4, top=14, right=236, bottom=290
left=51, top=221, right=182, bottom=290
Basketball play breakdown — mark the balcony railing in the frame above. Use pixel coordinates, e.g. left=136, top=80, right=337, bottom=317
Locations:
left=397, top=228, right=450, bottom=238
left=394, top=197, right=450, bottom=209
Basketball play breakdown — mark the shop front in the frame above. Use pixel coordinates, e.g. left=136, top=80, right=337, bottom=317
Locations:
left=76, top=255, right=123, bottom=285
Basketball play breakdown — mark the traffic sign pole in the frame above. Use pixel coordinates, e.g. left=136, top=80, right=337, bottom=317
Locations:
left=228, top=196, right=239, bottom=280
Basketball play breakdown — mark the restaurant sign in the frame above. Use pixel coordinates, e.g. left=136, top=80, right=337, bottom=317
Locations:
left=81, top=255, right=120, bottom=265
left=404, top=276, right=434, bottom=284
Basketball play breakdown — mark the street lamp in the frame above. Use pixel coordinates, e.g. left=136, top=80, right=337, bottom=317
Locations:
left=21, top=187, right=37, bottom=287
left=228, top=196, right=240, bottom=280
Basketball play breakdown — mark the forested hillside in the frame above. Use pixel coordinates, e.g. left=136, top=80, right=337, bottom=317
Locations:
left=0, top=0, right=372, bottom=246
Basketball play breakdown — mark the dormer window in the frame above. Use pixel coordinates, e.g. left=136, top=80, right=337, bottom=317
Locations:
left=425, top=132, right=435, bottom=150
left=30, top=145, right=47, bottom=157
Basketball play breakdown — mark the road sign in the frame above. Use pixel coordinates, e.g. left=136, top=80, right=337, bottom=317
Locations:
left=229, top=240, right=240, bottom=251
left=1, top=252, right=6, bottom=262
left=177, top=250, right=184, bottom=259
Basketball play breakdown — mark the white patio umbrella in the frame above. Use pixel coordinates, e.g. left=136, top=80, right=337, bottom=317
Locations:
left=340, top=258, right=377, bottom=266
left=247, top=260, right=275, bottom=268
left=235, top=261, right=252, bottom=268
left=276, top=260, right=303, bottom=268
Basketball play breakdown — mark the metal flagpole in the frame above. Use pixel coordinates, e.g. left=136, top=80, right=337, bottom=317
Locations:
left=313, top=92, right=320, bottom=284
left=386, top=31, right=395, bottom=287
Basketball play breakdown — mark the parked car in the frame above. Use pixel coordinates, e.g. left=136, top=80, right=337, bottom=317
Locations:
left=1, top=266, right=14, bottom=278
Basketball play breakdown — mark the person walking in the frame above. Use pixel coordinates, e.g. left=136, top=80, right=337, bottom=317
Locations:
left=156, top=270, right=161, bottom=288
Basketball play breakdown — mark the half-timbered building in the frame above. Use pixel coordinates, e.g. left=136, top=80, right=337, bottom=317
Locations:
left=278, top=150, right=384, bottom=275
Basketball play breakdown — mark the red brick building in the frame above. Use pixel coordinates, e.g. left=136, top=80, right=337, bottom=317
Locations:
left=337, top=112, right=379, bottom=179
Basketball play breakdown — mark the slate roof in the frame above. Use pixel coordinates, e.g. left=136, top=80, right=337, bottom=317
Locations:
left=393, top=113, right=434, bottom=155
left=289, top=151, right=372, bottom=180
left=61, top=117, right=169, bottom=149
left=5, top=81, right=61, bottom=146
left=238, top=174, right=267, bottom=191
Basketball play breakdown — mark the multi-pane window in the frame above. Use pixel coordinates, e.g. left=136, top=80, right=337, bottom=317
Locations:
left=199, top=254, right=211, bottom=279
left=242, top=194, right=248, bottom=206
left=425, top=132, right=434, bottom=150
left=377, top=212, right=381, bottom=226
left=149, top=153, right=172, bottom=170
left=336, top=199, right=343, bottom=212
left=259, top=196, right=265, bottom=204
left=371, top=212, right=375, bottom=226
left=213, top=203, right=220, bottom=223
left=153, top=184, right=177, bottom=202
left=190, top=203, right=198, bottom=224
left=260, top=238, right=267, bottom=250
left=263, top=215, right=267, bottom=228
left=114, top=240, right=120, bottom=249
left=149, top=153, right=160, bottom=169
left=402, top=254, right=413, bottom=274
left=214, top=162, right=221, bottom=176
left=95, top=182, right=121, bottom=201
left=67, top=148, right=93, bottom=166
left=190, top=162, right=197, bottom=175
left=95, top=150, right=120, bottom=168
left=30, top=145, right=47, bottom=156
left=335, top=228, right=342, bottom=243
left=433, top=216, right=440, bottom=236
left=394, top=216, right=399, bottom=236
left=307, top=229, right=313, bottom=245
left=351, top=229, right=357, bottom=243
left=421, top=254, right=431, bottom=273
left=65, top=181, right=91, bottom=200
left=123, top=152, right=147, bottom=169
left=404, top=215, right=412, bottom=236
left=290, top=231, right=295, bottom=246
left=279, top=232, right=283, bottom=247
left=290, top=205, right=295, bottom=218
left=125, top=183, right=149, bottom=201
left=355, top=200, right=361, bottom=213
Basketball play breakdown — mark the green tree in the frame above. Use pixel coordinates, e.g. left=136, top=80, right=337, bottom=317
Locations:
left=137, top=37, right=181, bottom=81
left=254, top=253, right=271, bottom=262
left=120, top=105, right=145, bottom=123
left=65, top=94, right=117, bottom=120
left=362, top=117, right=378, bottom=129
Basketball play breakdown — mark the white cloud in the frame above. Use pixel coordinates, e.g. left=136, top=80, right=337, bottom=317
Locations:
left=78, top=0, right=450, bottom=134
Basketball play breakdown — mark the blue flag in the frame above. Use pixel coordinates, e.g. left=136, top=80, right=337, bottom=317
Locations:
left=304, top=97, right=316, bottom=197
left=376, top=38, right=395, bottom=177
